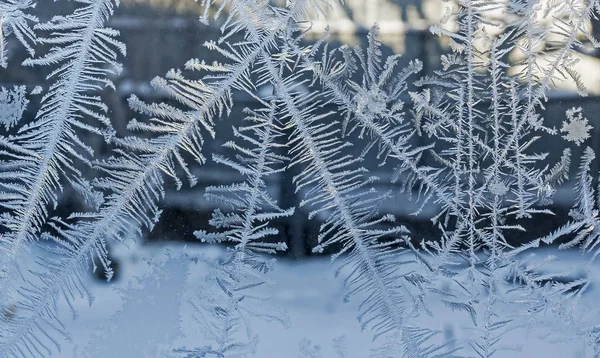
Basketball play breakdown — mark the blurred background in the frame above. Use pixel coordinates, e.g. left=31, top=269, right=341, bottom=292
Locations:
left=4, top=0, right=600, bottom=264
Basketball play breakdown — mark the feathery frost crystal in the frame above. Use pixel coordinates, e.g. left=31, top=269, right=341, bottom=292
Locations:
left=1, top=0, right=600, bottom=357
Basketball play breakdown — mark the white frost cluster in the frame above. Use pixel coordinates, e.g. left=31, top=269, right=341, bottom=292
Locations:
left=0, top=85, right=27, bottom=130
left=561, top=107, right=592, bottom=146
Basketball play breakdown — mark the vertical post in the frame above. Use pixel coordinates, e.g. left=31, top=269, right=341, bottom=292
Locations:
left=280, top=171, right=307, bottom=258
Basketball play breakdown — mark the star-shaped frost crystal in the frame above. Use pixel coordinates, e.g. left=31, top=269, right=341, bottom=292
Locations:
left=561, top=107, right=592, bottom=146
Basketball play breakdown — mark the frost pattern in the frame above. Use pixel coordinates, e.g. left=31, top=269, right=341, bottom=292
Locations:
left=0, top=0, right=37, bottom=68
left=0, top=86, right=27, bottom=130
left=1, top=0, right=600, bottom=357
left=562, top=107, right=592, bottom=145
left=0, top=0, right=125, bottom=355
left=181, top=105, right=292, bottom=356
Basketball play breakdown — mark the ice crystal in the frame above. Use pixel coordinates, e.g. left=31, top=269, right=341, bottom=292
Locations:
left=561, top=107, right=592, bottom=145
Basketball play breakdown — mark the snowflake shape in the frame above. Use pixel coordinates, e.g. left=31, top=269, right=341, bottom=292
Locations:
left=561, top=107, right=592, bottom=146
left=354, top=85, right=389, bottom=118
left=488, top=180, right=508, bottom=196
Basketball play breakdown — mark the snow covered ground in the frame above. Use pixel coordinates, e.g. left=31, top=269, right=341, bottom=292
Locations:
left=41, top=241, right=598, bottom=358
